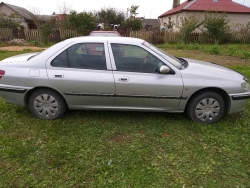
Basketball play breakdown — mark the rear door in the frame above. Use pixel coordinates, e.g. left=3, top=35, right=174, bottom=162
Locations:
left=46, top=42, right=116, bottom=107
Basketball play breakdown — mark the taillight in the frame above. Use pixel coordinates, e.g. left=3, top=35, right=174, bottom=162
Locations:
left=0, top=70, right=5, bottom=79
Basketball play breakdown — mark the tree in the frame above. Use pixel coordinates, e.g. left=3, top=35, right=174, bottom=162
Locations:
left=96, top=7, right=125, bottom=26
left=39, top=18, right=57, bottom=44
left=68, top=11, right=96, bottom=34
left=124, top=5, right=142, bottom=31
left=179, top=14, right=203, bottom=43
left=0, top=13, right=19, bottom=28
left=201, top=12, right=230, bottom=43
left=124, top=19, right=142, bottom=31
left=127, top=5, right=139, bottom=18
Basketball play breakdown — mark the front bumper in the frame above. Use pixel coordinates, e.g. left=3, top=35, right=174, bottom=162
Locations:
left=228, top=91, right=250, bottom=114
left=230, top=91, right=250, bottom=101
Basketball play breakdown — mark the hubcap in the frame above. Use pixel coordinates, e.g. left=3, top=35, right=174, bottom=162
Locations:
left=34, top=94, right=58, bottom=118
left=195, top=98, right=220, bottom=122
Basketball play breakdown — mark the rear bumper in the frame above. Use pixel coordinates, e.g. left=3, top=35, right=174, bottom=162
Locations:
left=0, top=84, right=32, bottom=106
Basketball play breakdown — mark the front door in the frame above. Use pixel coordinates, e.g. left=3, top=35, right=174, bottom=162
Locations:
left=110, top=43, right=183, bottom=110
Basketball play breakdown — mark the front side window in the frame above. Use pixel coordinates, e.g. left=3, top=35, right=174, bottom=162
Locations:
left=51, top=43, right=107, bottom=70
left=111, top=43, right=164, bottom=73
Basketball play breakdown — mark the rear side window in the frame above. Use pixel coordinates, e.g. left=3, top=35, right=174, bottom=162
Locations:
left=51, top=43, right=107, bottom=70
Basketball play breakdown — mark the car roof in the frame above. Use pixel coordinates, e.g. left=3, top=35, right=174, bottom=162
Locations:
left=65, top=36, right=145, bottom=45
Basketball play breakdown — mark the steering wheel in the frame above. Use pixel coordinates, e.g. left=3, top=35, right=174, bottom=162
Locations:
left=141, top=53, right=156, bottom=72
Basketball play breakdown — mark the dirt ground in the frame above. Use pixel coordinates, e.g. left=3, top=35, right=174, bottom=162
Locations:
left=0, top=46, right=46, bottom=51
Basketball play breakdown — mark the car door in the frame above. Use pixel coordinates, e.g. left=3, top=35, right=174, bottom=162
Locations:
left=46, top=42, right=115, bottom=107
left=110, top=43, right=184, bottom=110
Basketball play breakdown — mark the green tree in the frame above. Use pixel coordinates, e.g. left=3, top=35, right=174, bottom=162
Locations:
left=39, top=18, right=57, bottom=44
left=127, top=5, right=139, bottom=18
left=124, top=5, right=142, bottom=31
left=96, top=8, right=125, bottom=26
left=179, top=14, right=203, bottom=43
left=201, top=12, right=230, bottom=43
left=68, top=11, right=96, bottom=34
left=0, top=13, right=18, bottom=28
left=124, top=19, right=142, bottom=31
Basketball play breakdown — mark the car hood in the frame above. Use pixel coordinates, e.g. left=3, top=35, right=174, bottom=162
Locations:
left=183, top=58, right=244, bottom=80
left=0, top=52, right=39, bottom=62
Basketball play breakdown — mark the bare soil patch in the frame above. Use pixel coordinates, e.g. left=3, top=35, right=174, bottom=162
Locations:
left=0, top=46, right=45, bottom=51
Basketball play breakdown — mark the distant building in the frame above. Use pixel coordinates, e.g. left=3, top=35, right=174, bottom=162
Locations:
left=158, top=0, right=250, bottom=32
left=0, top=2, right=37, bottom=29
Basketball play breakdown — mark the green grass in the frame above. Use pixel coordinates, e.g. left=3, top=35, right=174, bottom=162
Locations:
left=1, top=46, right=250, bottom=187
left=157, top=43, right=250, bottom=60
left=0, top=50, right=37, bottom=60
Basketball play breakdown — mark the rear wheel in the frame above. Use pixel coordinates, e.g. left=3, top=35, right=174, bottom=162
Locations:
left=186, top=91, right=225, bottom=123
left=29, top=89, right=66, bottom=120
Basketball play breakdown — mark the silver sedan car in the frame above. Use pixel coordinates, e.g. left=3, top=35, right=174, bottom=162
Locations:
left=0, top=37, right=249, bottom=123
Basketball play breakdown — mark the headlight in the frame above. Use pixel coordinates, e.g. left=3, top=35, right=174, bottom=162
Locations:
left=241, top=82, right=250, bottom=91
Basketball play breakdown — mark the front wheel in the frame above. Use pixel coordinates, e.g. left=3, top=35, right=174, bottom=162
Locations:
left=186, top=91, right=225, bottom=124
left=29, top=89, right=66, bottom=120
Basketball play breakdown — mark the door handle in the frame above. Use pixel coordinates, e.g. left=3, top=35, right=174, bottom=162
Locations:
left=119, top=77, right=129, bottom=82
left=54, top=74, right=64, bottom=78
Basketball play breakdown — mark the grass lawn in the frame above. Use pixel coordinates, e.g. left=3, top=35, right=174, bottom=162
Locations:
left=0, top=47, right=250, bottom=187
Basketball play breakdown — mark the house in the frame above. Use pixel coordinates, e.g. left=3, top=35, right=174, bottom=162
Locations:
left=142, top=19, right=160, bottom=31
left=0, top=2, right=37, bottom=29
left=158, top=0, right=250, bottom=32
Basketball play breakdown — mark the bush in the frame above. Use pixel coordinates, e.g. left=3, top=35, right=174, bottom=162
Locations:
left=208, top=44, right=221, bottom=55
left=175, top=42, right=186, bottom=50
left=188, top=43, right=200, bottom=50
left=179, top=15, right=203, bottom=43
left=227, top=45, right=236, bottom=56
left=243, top=51, right=250, bottom=60
left=201, top=12, right=230, bottom=44
left=29, top=41, right=41, bottom=47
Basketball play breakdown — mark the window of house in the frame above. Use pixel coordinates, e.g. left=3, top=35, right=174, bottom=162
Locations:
left=176, top=15, right=179, bottom=26
left=111, top=43, right=164, bottom=73
left=51, top=43, right=107, bottom=70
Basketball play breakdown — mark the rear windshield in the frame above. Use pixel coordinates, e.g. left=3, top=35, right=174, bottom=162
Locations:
left=90, top=32, right=120, bottom=37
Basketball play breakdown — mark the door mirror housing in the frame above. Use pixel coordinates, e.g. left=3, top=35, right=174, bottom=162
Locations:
left=159, top=65, right=170, bottom=74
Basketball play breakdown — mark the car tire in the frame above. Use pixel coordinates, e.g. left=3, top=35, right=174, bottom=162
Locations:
left=29, top=89, right=66, bottom=120
left=186, top=91, right=225, bottom=124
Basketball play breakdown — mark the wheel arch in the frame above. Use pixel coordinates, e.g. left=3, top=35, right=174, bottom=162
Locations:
left=24, top=86, right=69, bottom=107
left=185, top=87, right=231, bottom=114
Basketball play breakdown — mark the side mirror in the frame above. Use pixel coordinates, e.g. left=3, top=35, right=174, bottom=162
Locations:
left=159, top=65, right=170, bottom=74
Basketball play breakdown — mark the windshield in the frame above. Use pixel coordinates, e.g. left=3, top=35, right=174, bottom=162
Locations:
left=143, top=41, right=182, bottom=69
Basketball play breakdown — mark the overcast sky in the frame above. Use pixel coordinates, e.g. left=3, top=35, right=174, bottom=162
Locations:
left=4, top=0, right=250, bottom=19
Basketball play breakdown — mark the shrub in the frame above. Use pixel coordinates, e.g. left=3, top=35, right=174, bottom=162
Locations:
left=201, top=12, right=230, bottom=44
left=179, top=14, right=203, bottom=43
left=188, top=43, right=200, bottom=50
left=243, top=51, right=250, bottom=60
left=227, top=45, right=236, bottom=56
left=176, top=42, right=186, bottom=50
left=208, top=44, right=221, bottom=55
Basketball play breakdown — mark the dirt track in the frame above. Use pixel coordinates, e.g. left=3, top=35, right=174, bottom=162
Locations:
left=0, top=46, right=46, bottom=51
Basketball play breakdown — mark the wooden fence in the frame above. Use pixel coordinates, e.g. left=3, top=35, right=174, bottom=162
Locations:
left=0, top=28, right=14, bottom=41
left=130, top=31, right=250, bottom=44
left=0, top=28, right=249, bottom=44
